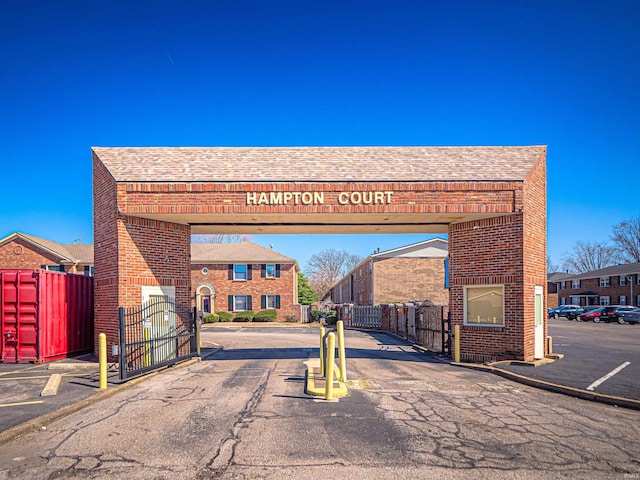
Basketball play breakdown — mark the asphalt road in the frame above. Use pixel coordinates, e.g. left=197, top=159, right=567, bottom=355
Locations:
left=0, top=326, right=638, bottom=479
left=501, top=317, right=640, bottom=400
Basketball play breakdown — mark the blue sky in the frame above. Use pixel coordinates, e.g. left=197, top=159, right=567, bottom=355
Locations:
left=1, top=1, right=638, bottom=272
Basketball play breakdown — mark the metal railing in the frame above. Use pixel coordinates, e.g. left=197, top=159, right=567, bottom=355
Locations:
left=118, top=298, right=197, bottom=381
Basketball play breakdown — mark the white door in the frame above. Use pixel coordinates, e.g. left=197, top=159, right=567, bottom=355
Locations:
left=534, top=286, right=545, bottom=359
left=141, top=286, right=176, bottom=363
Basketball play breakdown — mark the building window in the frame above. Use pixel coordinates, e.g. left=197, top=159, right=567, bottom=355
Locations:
left=560, top=297, right=566, bottom=305
left=570, top=296, right=579, bottom=305
left=560, top=281, right=566, bottom=290
left=620, top=276, right=627, bottom=286
left=619, top=295, right=627, bottom=305
left=599, top=277, right=610, bottom=287
left=261, top=294, right=281, bottom=309
left=197, top=285, right=214, bottom=313
left=571, top=279, right=581, bottom=289
left=599, top=296, right=610, bottom=306
left=234, top=264, right=247, bottom=280
left=464, top=285, right=504, bottom=326
left=637, top=294, right=640, bottom=306
left=41, top=264, right=64, bottom=272
left=84, top=266, right=94, bottom=276
left=229, top=295, right=252, bottom=311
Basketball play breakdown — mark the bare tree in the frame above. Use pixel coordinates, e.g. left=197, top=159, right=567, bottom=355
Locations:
left=191, top=234, right=252, bottom=244
left=561, top=241, right=620, bottom=274
left=306, top=249, right=363, bottom=298
left=547, top=255, right=561, bottom=274
left=612, top=215, right=640, bottom=263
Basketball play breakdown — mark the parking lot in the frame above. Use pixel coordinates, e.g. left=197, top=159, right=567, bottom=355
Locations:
left=501, top=317, right=640, bottom=400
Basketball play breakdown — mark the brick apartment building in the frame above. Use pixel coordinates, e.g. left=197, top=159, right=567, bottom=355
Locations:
left=554, top=263, right=640, bottom=307
left=190, top=241, right=298, bottom=319
left=0, top=232, right=94, bottom=275
left=329, top=238, right=448, bottom=306
left=0, top=232, right=299, bottom=319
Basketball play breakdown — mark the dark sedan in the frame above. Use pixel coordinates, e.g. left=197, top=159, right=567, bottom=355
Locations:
left=601, top=305, right=637, bottom=324
left=619, top=308, right=640, bottom=325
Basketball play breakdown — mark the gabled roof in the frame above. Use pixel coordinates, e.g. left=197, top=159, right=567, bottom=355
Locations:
left=371, top=238, right=448, bottom=259
left=548, top=272, right=573, bottom=283
left=191, top=241, right=297, bottom=267
left=93, top=146, right=546, bottom=183
left=558, top=263, right=640, bottom=281
left=0, top=232, right=84, bottom=263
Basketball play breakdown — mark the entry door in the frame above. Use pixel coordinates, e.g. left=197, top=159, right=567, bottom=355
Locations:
left=142, top=286, right=176, bottom=363
left=534, top=286, right=544, bottom=359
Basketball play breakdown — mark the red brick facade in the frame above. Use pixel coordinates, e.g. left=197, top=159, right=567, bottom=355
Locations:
left=331, top=256, right=448, bottom=306
left=191, top=262, right=298, bottom=319
left=0, top=239, right=61, bottom=270
left=93, top=146, right=547, bottom=362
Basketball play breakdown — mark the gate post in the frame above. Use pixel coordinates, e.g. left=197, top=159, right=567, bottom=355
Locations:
left=118, top=306, right=125, bottom=380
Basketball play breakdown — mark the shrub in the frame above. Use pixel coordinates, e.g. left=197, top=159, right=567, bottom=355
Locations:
left=203, top=313, right=219, bottom=323
left=253, top=309, right=278, bottom=322
left=234, top=310, right=255, bottom=322
left=217, top=311, right=234, bottom=322
left=284, top=315, right=299, bottom=323
left=310, top=310, right=325, bottom=322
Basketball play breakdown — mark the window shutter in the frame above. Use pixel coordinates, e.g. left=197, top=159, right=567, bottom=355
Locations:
left=261, top=264, right=266, bottom=278
left=444, top=258, right=449, bottom=289
left=261, top=295, right=266, bottom=309
left=247, top=264, right=253, bottom=280
left=275, top=295, right=281, bottom=309
left=247, top=295, right=253, bottom=310
left=276, top=264, right=281, bottom=278
left=228, top=295, right=233, bottom=311
left=228, top=264, right=233, bottom=280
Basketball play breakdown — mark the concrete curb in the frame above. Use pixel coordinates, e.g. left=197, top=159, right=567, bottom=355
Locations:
left=451, top=361, right=640, bottom=411
left=0, top=356, right=202, bottom=446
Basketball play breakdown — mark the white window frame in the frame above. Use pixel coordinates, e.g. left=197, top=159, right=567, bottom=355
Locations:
left=571, top=279, right=581, bottom=289
left=265, top=264, right=276, bottom=279
left=637, top=294, right=640, bottom=306
left=560, top=297, right=566, bottom=305
left=599, top=296, right=610, bottom=306
left=234, top=264, right=247, bottom=281
left=265, top=294, right=278, bottom=309
left=463, top=285, right=505, bottom=327
left=560, top=281, right=566, bottom=290
left=233, top=295, right=249, bottom=311
left=620, top=276, right=627, bottom=286
left=619, top=295, right=627, bottom=306
left=599, top=277, right=610, bottom=287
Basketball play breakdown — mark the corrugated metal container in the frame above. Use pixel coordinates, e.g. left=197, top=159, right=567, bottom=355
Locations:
left=0, top=270, right=94, bottom=363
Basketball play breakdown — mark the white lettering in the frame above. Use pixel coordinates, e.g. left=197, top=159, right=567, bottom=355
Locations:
left=338, top=192, right=350, bottom=204
left=314, top=192, right=324, bottom=204
left=246, top=192, right=257, bottom=205
left=301, top=192, right=313, bottom=205
left=258, top=192, right=268, bottom=205
left=269, top=192, right=283, bottom=204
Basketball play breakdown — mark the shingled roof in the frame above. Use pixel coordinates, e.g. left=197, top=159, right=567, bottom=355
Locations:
left=191, top=241, right=297, bottom=266
left=0, top=232, right=93, bottom=264
left=93, top=146, right=546, bottom=183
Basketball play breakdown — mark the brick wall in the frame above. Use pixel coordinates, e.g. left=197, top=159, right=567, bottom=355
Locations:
left=374, top=257, right=448, bottom=305
left=191, top=262, right=298, bottom=320
left=0, top=238, right=61, bottom=270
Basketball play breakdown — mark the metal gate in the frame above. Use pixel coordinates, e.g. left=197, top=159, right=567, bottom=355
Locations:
left=118, top=298, right=197, bottom=380
left=415, top=303, right=451, bottom=356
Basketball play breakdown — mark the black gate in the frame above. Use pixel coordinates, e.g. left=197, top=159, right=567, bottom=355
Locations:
left=118, top=298, right=197, bottom=380
left=415, top=303, right=451, bottom=356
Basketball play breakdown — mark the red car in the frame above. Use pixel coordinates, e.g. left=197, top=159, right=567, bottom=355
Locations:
left=579, top=307, right=606, bottom=322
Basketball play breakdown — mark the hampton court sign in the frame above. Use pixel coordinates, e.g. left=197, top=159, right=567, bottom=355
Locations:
left=246, top=191, right=394, bottom=206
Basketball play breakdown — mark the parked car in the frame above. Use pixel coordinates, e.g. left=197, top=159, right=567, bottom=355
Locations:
left=618, top=308, right=640, bottom=325
left=566, top=306, right=599, bottom=320
left=550, top=305, right=582, bottom=319
left=601, top=305, right=637, bottom=324
left=579, top=307, right=606, bottom=322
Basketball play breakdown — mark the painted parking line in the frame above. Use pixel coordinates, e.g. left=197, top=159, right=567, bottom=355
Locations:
left=587, top=362, right=631, bottom=391
left=0, top=400, right=44, bottom=408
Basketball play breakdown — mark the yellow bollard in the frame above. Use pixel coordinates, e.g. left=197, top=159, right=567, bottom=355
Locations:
left=143, top=327, right=151, bottom=367
left=319, top=326, right=326, bottom=377
left=337, top=320, right=347, bottom=382
left=453, top=325, right=460, bottom=363
left=99, top=333, right=107, bottom=390
left=325, top=332, right=336, bottom=401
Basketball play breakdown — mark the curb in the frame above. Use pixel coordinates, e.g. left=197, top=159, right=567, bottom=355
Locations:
left=451, top=361, right=640, bottom=411
left=0, top=356, right=202, bottom=446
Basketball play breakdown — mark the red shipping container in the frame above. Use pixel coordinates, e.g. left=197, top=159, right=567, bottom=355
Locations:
left=0, top=270, right=94, bottom=363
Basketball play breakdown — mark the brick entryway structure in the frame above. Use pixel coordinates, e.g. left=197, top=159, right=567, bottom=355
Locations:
left=93, top=146, right=547, bottom=362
